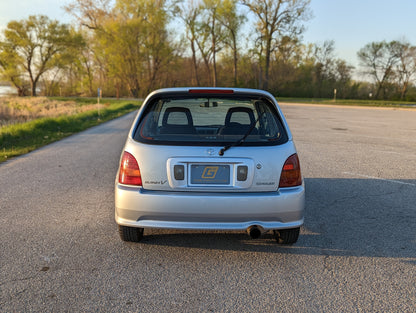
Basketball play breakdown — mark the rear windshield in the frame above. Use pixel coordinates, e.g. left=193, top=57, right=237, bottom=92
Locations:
left=133, top=95, right=288, bottom=146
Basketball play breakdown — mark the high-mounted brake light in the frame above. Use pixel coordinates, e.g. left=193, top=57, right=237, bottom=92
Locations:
left=119, top=151, right=142, bottom=186
left=279, top=153, right=302, bottom=188
left=188, top=89, right=234, bottom=94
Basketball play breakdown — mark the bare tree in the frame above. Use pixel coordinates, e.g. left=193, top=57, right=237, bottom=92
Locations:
left=313, top=40, right=336, bottom=97
left=395, top=40, right=416, bottom=100
left=65, top=0, right=112, bottom=30
left=200, top=0, right=230, bottom=86
left=357, top=41, right=401, bottom=99
left=334, top=59, right=354, bottom=98
left=178, top=1, right=203, bottom=86
left=217, top=0, right=246, bottom=86
left=241, top=0, right=312, bottom=90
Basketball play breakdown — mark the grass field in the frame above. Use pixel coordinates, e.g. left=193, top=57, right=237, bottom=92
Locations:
left=0, top=97, right=140, bottom=163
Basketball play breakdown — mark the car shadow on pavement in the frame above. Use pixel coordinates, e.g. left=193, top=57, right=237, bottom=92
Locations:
left=135, top=178, right=416, bottom=264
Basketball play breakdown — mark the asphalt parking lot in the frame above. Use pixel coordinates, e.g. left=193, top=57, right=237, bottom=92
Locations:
left=0, top=103, right=415, bottom=312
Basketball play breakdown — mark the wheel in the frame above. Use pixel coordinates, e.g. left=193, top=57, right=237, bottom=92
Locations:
left=274, top=227, right=300, bottom=244
left=118, top=225, right=144, bottom=242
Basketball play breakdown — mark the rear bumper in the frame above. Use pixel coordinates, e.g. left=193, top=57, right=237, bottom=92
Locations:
left=115, top=184, right=305, bottom=231
left=115, top=218, right=303, bottom=232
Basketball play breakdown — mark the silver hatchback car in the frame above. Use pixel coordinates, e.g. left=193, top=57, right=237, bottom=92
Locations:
left=115, top=88, right=304, bottom=244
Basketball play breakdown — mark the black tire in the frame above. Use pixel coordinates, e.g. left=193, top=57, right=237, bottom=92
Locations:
left=118, top=225, right=144, bottom=242
left=274, top=227, right=300, bottom=244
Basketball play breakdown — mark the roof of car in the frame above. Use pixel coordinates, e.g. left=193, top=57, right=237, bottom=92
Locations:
left=143, top=87, right=276, bottom=101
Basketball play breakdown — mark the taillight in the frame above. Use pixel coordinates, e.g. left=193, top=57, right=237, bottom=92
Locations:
left=118, top=151, right=142, bottom=186
left=279, top=153, right=302, bottom=188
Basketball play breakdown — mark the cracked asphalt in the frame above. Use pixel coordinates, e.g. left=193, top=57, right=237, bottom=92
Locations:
left=0, top=103, right=415, bottom=312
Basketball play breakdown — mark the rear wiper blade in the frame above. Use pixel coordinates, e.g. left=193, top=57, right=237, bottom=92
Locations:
left=219, top=112, right=264, bottom=156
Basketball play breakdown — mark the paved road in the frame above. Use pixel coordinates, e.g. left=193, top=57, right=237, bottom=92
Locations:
left=1, top=104, right=415, bottom=312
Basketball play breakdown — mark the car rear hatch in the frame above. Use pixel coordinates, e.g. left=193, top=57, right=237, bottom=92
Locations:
left=128, top=88, right=296, bottom=192
left=126, top=143, right=296, bottom=193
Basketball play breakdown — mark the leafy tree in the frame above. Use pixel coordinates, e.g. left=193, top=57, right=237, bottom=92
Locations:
left=67, top=0, right=174, bottom=97
left=76, top=34, right=98, bottom=96
left=0, top=42, right=29, bottom=96
left=41, top=27, right=86, bottom=96
left=98, top=18, right=143, bottom=97
left=114, top=0, right=173, bottom=95
left=0, top=15, right=84, bottom=96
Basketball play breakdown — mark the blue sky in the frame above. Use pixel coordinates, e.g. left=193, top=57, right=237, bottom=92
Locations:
left=305, top=0, right=416, bottom=67
left=1, top=0, right=416, bottom=69
left=0, top=0, right=71, bottom=27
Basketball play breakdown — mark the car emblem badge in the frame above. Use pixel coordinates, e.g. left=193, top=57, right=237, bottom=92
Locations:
left=206, top=148, right=215, bottom=156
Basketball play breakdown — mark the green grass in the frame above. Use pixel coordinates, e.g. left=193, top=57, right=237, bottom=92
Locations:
left=276, top=97, right=416, bottom=108
left=0, top=99, right=140, bottom=163
left=50, top=97, right=133, bottom=105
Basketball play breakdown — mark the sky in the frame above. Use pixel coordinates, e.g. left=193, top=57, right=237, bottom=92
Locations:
left=1, top=0, right=416, bottom=70
left=305, top=0, right=416, bottom=67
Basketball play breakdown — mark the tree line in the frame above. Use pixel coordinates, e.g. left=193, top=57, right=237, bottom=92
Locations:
left=1, top=0, right=416, bottom=101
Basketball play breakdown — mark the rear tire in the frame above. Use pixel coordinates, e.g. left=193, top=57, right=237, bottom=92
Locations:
left=118, top=225, right=144, bottom=242
left=274, top=227, right=300, bottom=244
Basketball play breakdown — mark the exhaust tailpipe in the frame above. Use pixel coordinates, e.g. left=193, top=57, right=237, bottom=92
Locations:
left=247, top=226, right=262, bottom=239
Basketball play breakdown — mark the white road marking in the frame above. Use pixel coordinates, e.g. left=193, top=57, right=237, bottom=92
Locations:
left=343, top=172, right=416, bottom=187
